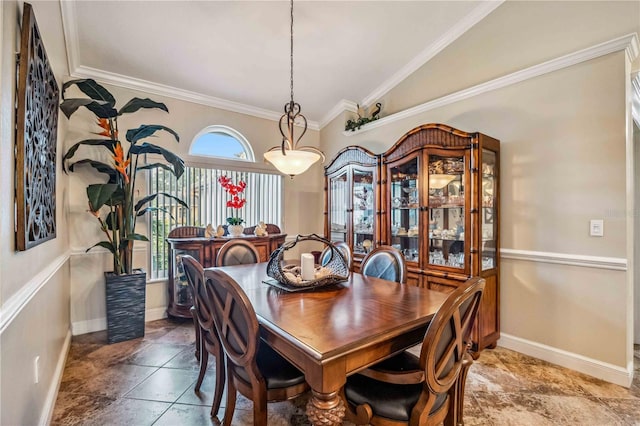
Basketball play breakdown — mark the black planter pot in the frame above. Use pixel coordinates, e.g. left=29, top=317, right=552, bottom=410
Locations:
left=105, top=269, right=147, bottom=344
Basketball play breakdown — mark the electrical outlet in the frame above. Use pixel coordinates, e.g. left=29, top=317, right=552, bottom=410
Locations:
left=34, top=356, right=40, bottom=384
left=590, top=219, right=604, bottom=237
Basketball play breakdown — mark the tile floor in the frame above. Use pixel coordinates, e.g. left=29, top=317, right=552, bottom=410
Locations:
left=52, top=319, right=640, bottom=425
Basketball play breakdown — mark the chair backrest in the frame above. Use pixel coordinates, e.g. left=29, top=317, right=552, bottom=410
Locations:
left=416, top=277, right=485, bottom=416
left=168, top=226, right=205, bottom=238
left=203, top=269, right=260, bottom=369
left=320, top=241, right=352, bottom=270
left=216, top=239, right=260, bottom=266
left=181, top=255, right=215, bottom=332
left=360, top=245, right=407, bottom=284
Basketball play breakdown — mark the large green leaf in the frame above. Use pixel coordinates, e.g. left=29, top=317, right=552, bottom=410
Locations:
left=119, top=98, right=168, bottom=115
left=129, top=143, right=185, bottom=178
left=63, top=139, right=115, bottom=171
left=104, top=211, right=119, bottom=231
left=125, top=233, right=149, bottom=242
left=136, top=206, right=173, bottom=219
left=125, top=125, right=180, bottom=144
left=86, top=241, right=117, bottom=254
left=104, top=187, right=125, bottom=207
left=60, top=99, right=117, bottom=119
left=87, top=184, right=118, bottom=211
left=62, top=79, right=115, bottom=105
left=136, top=163, right=174, bottom=173
left=68, top=160, right=117, bottom=181
left=135, top=192, right=188, bottom=213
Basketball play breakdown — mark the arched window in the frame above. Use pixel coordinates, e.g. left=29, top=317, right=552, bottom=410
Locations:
left=189, top=125, right=255, bottom=162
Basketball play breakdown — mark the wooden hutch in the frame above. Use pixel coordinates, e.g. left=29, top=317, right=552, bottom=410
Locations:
left=166, top=226, right=286, bottom=318
left=324, top=123, right=500, bottom=352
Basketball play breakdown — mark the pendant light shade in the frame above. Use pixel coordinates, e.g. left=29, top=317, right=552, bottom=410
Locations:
left=264, top=0, right=324, bottom=177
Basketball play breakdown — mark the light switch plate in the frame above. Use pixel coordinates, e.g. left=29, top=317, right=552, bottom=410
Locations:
left=590, top=219, right=604, bottom=237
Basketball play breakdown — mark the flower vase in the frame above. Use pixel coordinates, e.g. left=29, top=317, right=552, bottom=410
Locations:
left=228, top=224, right=244, bottom=237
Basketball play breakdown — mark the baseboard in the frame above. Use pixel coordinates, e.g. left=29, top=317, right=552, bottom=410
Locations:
left=499, top=333, right=633, bottom=387
left=71, top=307, right=168, bottom=336
left=39, top=329, right=72, bottom=425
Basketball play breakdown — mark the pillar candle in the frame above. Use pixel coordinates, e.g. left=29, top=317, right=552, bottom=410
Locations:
left=301, top=253, right=315, bottom=281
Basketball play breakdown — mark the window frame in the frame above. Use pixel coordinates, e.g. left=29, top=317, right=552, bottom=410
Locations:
left=189, top=125, right=256, bottom=162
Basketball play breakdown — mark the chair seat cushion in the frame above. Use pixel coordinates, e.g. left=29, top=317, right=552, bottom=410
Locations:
left=370, top=351, right=420, bottom=373
left=344, top=373, right=447, bottom=422
left=235, top=341, right=306, bottom=389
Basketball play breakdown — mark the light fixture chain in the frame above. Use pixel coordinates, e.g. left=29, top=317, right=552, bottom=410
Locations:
left=290, top=0, right=294, bottom=103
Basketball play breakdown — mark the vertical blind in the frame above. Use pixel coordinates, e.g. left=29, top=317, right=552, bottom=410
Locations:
left=150, top=166, right=283, bottom=279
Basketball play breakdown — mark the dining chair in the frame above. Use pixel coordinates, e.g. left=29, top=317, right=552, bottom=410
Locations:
left=203, top=269, right=309, bottom=426
left=180, top=255, right=225, bottom=420
left=359, top=245, right=407, bottom=284
left=342, top=276, right=485, bottom=426
left=320, top=241, right=352, bottom=270
left=216, top=239, right=260, bottom=266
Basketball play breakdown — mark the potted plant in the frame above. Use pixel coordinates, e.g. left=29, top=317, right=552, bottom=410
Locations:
left=218, top=175, right=247, bottom=237
left=61, top=79, right=187, bottom=343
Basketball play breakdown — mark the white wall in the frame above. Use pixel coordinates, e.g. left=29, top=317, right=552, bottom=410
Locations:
left=0, top=1, right=71, bottom=424
left=320, top=1, right=639, bottom=386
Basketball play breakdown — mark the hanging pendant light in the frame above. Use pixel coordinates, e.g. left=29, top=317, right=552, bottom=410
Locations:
left=264, top=0, right=324, bottom=177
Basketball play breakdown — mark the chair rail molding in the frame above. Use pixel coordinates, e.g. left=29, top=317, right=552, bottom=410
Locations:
left=499, top=333, right=633, bottom=387
left=500, top=248, right=627, bottom=271
left=343, top=33, right=640, bottom=136
left=0, top=251, right=70, bottom=335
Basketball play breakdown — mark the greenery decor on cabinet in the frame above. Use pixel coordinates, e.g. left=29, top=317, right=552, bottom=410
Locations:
left=61, top=79, right=188, bottom=275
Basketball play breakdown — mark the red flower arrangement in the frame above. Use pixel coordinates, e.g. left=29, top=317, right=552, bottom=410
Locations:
left=218, top=175, right=247, bottom=225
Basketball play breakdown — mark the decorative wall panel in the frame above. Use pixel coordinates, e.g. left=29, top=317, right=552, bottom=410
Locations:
left=15, top=2, right=59, bottom=250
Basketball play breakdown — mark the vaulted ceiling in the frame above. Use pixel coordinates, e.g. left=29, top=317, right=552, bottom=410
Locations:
left=61, top=1, right=503, bottom=128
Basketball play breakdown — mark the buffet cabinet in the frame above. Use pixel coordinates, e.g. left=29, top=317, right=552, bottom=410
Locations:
left=324, top=123, right=500, bottom=352
left=166, top=227, right=286, bottom=318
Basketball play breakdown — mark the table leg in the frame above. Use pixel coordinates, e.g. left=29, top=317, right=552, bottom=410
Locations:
left=306, top=390, right=346, bottom=426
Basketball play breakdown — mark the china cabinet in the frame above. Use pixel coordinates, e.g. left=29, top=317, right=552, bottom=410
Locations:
left=324, top=124, right=499, bottom=353
left=166, top=227, right=286, bottom=318
left=324, top=146, right=380, bottom=269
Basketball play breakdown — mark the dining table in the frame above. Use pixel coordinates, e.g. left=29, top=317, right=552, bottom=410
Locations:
left=213, top=262, right=450, bottom=426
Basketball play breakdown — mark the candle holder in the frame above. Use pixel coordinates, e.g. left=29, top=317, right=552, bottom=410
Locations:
left=266, top=234, right=349, bottom=291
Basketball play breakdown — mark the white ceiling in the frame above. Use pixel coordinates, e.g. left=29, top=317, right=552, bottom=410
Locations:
left=62, top=1, right=503, bottom=127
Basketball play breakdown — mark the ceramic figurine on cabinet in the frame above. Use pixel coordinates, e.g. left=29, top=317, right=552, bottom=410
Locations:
left=216, top=225, right=225, bottom=237
left=254, top=221, right=268, bottom=236
left=205, top=224, right=215, bottom=238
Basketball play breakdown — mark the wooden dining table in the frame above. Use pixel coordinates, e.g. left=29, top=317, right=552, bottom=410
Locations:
left=213, top=262, right=449, bottom=426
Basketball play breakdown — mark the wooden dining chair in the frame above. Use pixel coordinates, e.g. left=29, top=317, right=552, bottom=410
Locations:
left=203, top=269, right=309, bottom=426
left=180, top=255, right=225, bottom=420
left=342, top=277, right=485, bottom=426
left=360, top=245, right=407, bottom=284
left=216, top=239, right=260, bottom=266
left=320, top=241, right=352, bottom=270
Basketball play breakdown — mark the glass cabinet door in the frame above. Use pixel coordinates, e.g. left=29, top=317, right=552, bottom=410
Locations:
left=352, top=169, right=375, bottom=256
left=328, top=172, right=348, bottom=242
left=428, top=154, right=465, bottom=269
left=389, top=157, right=420, bottom=263
left=481, top=150, right=497, bottom=270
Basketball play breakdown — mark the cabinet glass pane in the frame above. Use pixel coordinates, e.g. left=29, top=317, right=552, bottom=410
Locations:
left=353, top=169, right=375, bottom=255
left=428, top=155, right=465, bottom=269
left=329, top=173, right=348, bottom=242
left=481, top=150, right=497, bottom=270
left=390, top=158, right=419, bottom=262
left=174, top=250, right=199, bottom=306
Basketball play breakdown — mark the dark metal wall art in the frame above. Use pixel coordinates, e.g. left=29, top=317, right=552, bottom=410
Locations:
left=15, top=2, right=59, bottom=250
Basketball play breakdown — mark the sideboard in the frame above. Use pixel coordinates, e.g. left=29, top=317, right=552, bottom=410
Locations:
left=166, top=227, right=286, bottom=318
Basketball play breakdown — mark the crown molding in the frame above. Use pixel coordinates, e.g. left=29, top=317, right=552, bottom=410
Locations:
left=59, top=1, right=320, bottom=131
left=359, top=0, right=505, bottom=109
left=344, top=33, right=640, bottom=136
left=319, top=99, right=359, bottom=129
left=70, top=65, right=320, bottom=131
